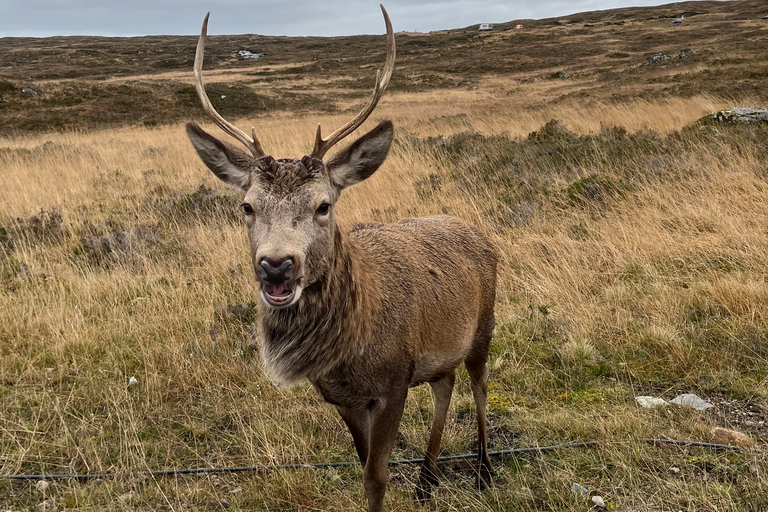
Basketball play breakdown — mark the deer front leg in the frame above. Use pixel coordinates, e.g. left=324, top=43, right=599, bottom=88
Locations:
left=363, top=386, right=408, bottom=512
left=336, top=405, right=371, bottom=469
left=415, top=372, right=455, bottom=503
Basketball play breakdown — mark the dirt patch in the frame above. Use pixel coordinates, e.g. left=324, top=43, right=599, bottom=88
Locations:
left=706, top=395, right=768, bottom=441
left=635, top=384, right=768, bottom=441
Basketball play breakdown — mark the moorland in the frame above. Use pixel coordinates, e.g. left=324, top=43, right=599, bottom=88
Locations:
left=1, top=0, right=768, bottom=510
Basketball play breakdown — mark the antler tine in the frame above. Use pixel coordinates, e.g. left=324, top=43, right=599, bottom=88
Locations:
left=194, top=13, right=266, bottom=158
left=311, top=4, right=396, bottom=160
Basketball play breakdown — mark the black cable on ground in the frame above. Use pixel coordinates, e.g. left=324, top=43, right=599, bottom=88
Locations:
left=0, top=438, right=746, bottom=482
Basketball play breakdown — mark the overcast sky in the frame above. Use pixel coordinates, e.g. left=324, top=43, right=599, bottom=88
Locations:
left=0, top=0, right=697, bottom=38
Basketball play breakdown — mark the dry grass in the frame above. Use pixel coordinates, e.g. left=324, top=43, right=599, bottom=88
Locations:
left=1, top=84, right=767, bottom=510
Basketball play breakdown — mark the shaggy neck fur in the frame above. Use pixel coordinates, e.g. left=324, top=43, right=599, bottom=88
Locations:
left=259, top=227, right=379, bottom=386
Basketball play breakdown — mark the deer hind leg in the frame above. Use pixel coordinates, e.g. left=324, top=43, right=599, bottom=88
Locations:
left=465, top=318, right=494, bottom=490
left=414, top=372, right=456, bottom=504
left=363, top=385, right=408, bottom=512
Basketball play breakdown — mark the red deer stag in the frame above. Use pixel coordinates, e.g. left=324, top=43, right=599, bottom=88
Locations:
left=185, top=6, right=497, bottom=511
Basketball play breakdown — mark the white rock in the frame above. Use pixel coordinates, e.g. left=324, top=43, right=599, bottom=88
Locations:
left=592, top=495, right=606, bottom=508
left=128, top=376, right=138, bottom=386
left=570, top=482, right=589, bottom=496
left=237, top=50, right=263, bottom=59
left=671, top=394, right=713, bottom=411
left=711, top=107, right=768, bottom=124
left=35, top=480, right=50, bottom=492
left=635, top=396, right=668, bottom=408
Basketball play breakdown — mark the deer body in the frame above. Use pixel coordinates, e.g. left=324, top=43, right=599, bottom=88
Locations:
left=262, top=216, right=496, bottom=398
left=185, top=7, right=497, bottom=511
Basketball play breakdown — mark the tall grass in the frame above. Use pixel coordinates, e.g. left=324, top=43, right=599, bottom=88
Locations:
left=1, top=91, right=766, bottom=510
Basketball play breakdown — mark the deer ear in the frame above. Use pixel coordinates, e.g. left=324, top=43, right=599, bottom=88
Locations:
left=186, top=122, right=254, bottom=191
left=326, top=120, right=394, bottom=191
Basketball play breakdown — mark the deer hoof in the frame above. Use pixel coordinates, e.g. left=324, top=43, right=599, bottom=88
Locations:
left=414, top=471, right=438, bottom=505
left=413, top=484, right=433, bottom=505
left=475, top=467, right=493, bottom=491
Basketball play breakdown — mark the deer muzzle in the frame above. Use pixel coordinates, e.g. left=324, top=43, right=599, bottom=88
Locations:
left=258, top=256, right=301, bottom=308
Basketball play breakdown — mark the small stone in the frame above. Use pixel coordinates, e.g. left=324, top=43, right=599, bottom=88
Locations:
left=35, top=480, right=50, bottom=492
left=229, top=487, right=243, bottom=494
left=237, top=50, right=263, bottom=59
left=219, top=498, right=230, bottom=509
left=711, top=427, right=754, bottom=448
left=128, top=376, right=138, bottom=386
left=669, top=466, right=680, bottom=474
left=636, top=396, right=668, bottom=408
left=21, top=88, right=38, bottom=96
left=591, top=495, right=606, bottom=508
left=675, top=49, right=695, bottom=59
left=570, top=482, right=589, bottom=496
left=648, top=52, right=670, bottom=64
left=710, top=107, right=768, bottom=124
left=671, top=394, right=714, bottom=411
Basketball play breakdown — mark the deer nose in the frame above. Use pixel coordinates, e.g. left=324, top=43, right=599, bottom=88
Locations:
left=258, top=257, right=295, bottom=284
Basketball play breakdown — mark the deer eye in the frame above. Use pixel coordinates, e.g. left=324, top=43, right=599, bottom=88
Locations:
left=316, top=202, right=331, bottom=215
left=241, top=203, right=255, bottom=215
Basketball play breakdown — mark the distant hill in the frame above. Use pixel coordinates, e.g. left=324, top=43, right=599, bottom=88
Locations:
left=0, top=0, right=766, bottom=133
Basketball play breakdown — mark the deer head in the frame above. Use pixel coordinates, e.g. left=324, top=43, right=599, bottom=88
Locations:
left=186, top=6, right=396, bottom=309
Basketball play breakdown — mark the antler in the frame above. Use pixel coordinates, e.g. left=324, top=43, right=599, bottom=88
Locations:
left=310, top=4, right=396, bottom=160
left=194, top=13, right=266, bottom=158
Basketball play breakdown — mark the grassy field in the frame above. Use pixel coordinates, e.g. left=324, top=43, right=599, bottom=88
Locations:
left=2, top=1, right=768, bottom=511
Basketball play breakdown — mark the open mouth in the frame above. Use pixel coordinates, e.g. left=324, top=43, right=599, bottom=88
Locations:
left=261, top=282, right=298, bottom=307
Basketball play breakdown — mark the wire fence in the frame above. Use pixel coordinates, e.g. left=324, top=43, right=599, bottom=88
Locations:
left=1, top=438, right=748, bottom=482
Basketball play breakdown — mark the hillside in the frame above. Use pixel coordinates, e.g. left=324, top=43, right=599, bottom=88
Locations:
left=1, top=0, right=768, bottom=133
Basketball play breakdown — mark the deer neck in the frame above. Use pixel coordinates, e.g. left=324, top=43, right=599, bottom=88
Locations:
left=259, top=227, right=379, bottom=386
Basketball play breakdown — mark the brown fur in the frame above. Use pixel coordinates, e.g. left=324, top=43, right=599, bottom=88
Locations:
left=183, top=10, right=487, bottom=507
left=262, top=216, right=497, bottom=402
left=187, top=116, right=498, bottom=510
left=187, top=117, right=498, bottom=511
